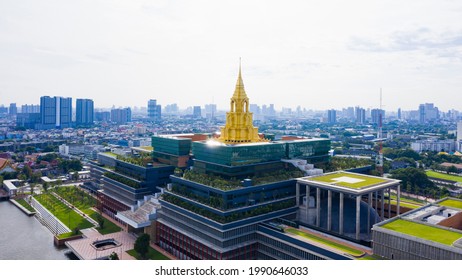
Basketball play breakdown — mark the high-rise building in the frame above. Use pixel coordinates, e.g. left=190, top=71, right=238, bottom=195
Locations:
left=9, top=103, right=17, bottom=115
left=205, top=104, right=217, bottom=120
left=21, top=104, right=40, bottom=113
left=457, top=121, right=462, bottom=143
left=327, top=109, right=337, bottom=124
left=148, top=99, right=162, bottom=121
left=95, top=111, right=110, bottom=122
left=111, top=108, right=131, bottom=124
left=355, top=107, right=366, bottom=124
left=371, top=109, right=385, bottom=125
left=419, top=103, right=439, bottom=123
left=76, top=99, right=94, bottom=127
left=193, top=106, right=202, bottom=118
left=397, top=108, right=401, bottom=120
left=39, top=96, right=72, bottom=129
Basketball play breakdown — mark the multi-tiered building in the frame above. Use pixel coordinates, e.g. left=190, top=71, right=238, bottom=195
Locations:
left=155, top=64, right=337, bottom=260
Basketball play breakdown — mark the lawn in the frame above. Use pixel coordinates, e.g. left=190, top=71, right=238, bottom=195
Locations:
left=285, top=228, right=364, bottom=257
left=308, top=172, right=387, bottom=189
left=16, top=198, right=35, bottom=212
left=35, top=193, right=93, bottom=231
left=426, top=171, right=462, bottom=183
left=127, top=247, right=170, bottom=260
left=389, top=199, right=421, bottom=209
left=438, top=198, right=462, bottom=210
left=381, top=219, right=462, bottom=246
left=88, top=210, right=121, bottom=235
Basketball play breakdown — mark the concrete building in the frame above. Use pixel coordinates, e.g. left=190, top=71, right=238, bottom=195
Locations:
left=327, top=109, right=336, bottom=124
left=355, top=107, right=366, bottom=124
left=193, top=106, right=202, bottom=118
left=373, top=198, right=462, bottom=260
left=9, top=103, right=17, bottom=116
left=411, top=139, right=456, bottom=153
left=147, top=99, right=162, bottom=121
left=419, top=103, right=439, bottom=123
left=76, top=99, right=94, bottom=127
left=111, top=108, right=131, bottom=124
left=296, top=171, right=401, bottom=241
left=371, top=109, right=385, bottom=125
left=39, top=96, right=72, bottom=129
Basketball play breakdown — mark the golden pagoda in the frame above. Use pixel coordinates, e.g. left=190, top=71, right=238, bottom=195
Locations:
left=218, top=62, right=266, bottom=144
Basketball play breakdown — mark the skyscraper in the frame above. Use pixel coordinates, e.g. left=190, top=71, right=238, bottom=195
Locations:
left=39, top=96, right=72, bottom=129
left=111, top=108, right=131, bottom=124
left=193, top=106, right=202, bottom=118
left=9, top=103, right=17, bottom=116
left=355, top=107, right=366, bottom=124
left=76, top=99, right=94, bottom=127
left=419, top=103, right=439, bottom=123
left=148, top=99, right=162, bottom=121
left=327, top=109, right=337, bottom=124
left=371, top=109, right=385, bottom=125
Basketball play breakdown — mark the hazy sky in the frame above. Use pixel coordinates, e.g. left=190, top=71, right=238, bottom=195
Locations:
left=1, top=0, right=462, bottom=111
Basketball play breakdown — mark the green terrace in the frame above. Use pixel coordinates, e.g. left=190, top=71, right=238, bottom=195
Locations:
left=104, top=172, right=142, bottom=189
left=426, top=170, right=462, bottom=183
left=438, top=198, right=462, bottom=210
left=35, top=193, right=94, bottom=236
left=307, top=172, right=387, bottom=189
left=381, top=219, right=462, bottom=246
left=16, top=198, right=35, bottom=212
left=162, top=193, right=296, bottom=224
left=53, top=186, right=121, bottom=235
left=284, top=227, right=365, bottom=258
left=182, top=169, right=304, bottom=191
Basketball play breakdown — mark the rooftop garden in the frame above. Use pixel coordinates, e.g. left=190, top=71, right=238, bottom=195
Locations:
left=116, top=154, right=153, bottom=167
left=53, top=186, right=121, bottom=235
left=426, top=170, right=462, bottom=183
left=162, top=193, right=296, bottom=224
left=104, top=172, right=142, bottom=189
left=35, top=193, right=94, bottom=235
left=308, top=172, right=387, bottom=189
left=285, top=227, right=365, bottom=257
left=381, top=219, right=462, bottom=246
left=182, top=168, right=304, bottom=191
left=438, top=198, right=462, bottom=210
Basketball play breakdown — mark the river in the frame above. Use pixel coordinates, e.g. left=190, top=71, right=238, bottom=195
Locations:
left=0, top=200, right=69, bottom=260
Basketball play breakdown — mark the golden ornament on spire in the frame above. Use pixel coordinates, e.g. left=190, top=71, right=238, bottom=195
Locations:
left=218, top=61, right=266, bottom=144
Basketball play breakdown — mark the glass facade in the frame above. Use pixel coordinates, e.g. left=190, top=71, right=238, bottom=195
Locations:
left=152, top=136, right=191, bottom=156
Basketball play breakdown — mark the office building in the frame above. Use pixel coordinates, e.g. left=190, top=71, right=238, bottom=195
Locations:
left=148, top=99, right=162, bottom=121
left=371, top=109, right=385, bottom=125
left=76, top=99, right=94, bottom=127
left=419, top=103, right=439, bottom=123
left=155, top=64, right=340, bottom=260
left=193, top=106, right=202, bottom=118
left=21, top=104, right=40, bottom=113
left=355, top=107, right=366, bottom=124
left=9, top=103, right=17, bottom=116
left=411, top=139, right=455, bottom=153
left=39, top=96, right=72, bottom=129
left=327, top=109, right=336, bottom=124
left=373, top=197, right=462, bottom=260
left=111, top=108, right=131, bottom=124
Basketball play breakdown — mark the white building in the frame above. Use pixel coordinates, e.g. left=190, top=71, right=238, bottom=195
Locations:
left=411, top=139, right=455, bottom=153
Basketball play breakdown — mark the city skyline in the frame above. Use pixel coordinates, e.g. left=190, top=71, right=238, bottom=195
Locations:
left=1, top=1, right=462, bottom=111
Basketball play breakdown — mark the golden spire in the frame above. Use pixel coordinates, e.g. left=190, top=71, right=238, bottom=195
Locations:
left=233, top=58, right=247, bottom=100
left=218, top=60, right=267, bottom=144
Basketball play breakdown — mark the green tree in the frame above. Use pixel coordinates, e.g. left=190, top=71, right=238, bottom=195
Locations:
left=95, top=213, right=105, bottom=229
left=109, top=252, right=119, bottom=260
left=72, top=171, right=79, bottom=181
left=134, top=233, right=150, bottom=259
left=447, top=165, right=458, bottom=174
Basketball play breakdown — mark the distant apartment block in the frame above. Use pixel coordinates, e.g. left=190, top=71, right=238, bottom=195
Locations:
left=76, top=99, right=94, bottom=127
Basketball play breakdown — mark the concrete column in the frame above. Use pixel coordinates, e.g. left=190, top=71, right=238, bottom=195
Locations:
left=381, top=189, right=385, bottom=220
left=296, top=182, right=300, bottom=206
left=327, top=190, right=332, bottom=231
left=397, top=185, right=401, bottom=217
left=339, top=192, right=344, bottom=235
left=388, top=188, right=391, bottom=218
left=356, top=195, right=361, bottom=240
left=316, top=188, right=321, bottom=227
left=367, top=192, right=372, bottom=236
left=305, top=185, right=310, bottom=223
